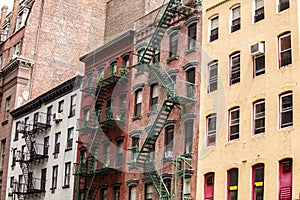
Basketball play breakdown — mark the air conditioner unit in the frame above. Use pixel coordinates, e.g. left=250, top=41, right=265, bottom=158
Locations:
left=53, top=113, right=63, bottom=122
left=164, top=151, right=174, bottom=158
left=250, top=42, right=264, bottom=56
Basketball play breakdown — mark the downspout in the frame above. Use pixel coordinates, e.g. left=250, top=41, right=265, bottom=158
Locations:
left=28, top=0, right=44, bottom=100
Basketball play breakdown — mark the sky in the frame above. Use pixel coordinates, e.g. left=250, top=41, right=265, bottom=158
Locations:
left=0, top=0, right=13, bottom=12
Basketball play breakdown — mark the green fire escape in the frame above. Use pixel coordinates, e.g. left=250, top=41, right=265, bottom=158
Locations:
left=132, top=0, right=195, bottom=199
left=74, top=65, right=128, bottom=200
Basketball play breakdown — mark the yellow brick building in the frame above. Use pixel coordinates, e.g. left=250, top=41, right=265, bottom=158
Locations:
left=197, top=0, right=299, bottom=199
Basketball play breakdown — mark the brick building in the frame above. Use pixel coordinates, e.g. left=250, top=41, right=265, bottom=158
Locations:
left=0, top=0, right=106, bottom=199
left=74, top=0, right=202, bottom=199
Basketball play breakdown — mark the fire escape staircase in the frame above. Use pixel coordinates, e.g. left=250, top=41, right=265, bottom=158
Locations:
left=133, top=0, right=194, bottom=199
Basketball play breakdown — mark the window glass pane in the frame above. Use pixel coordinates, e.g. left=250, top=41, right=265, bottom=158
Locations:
left=152, top=85, right=158, bottom=98
left=130, top=187, right=136, bottom=200
left=280, top=35, right=291, bottom=51
left=256, top=0, right=264, bottom=9
left=211, top=17, right=218, bottom=29
left=137, top=91, right=142, bottom=104
left=232, top=6, right=240, bottom=20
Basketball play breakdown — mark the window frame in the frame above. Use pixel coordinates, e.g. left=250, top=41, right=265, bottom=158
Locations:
left=254, top=54, right=265, bottom=77
left=150, top=84, right=159, bottom=111
left=115, top=140, right=123, bottom=168
left=184, top=120, right=194, bottom=154
left=207, top=114, right=217, bottom=146
left=145, top=184, right=153, bottom=200
left=278, top=32, right=292, bottom=68
left=252, top=164, right=264, bottom=200
left=188, top=23, right=197, bottom=50
left=54, top=132, right=61, bottom=154
left=253, top=100, right=265, bottom=135
left=134, top=89, right=143, bottom=117
left=231, top=5, right=241, bottom=33
left=279, top=158, right=292, bottom=200
left=4, top=96, right=11, bottom=120
left=227, top=168, right=238, bottom=200
left=165, top=125, right=174, bottom=153
left=64, top=162, right=71, bottom=187
left=131, top=136, right=139, bottom=161
left=207, top=61, right=218, bottom=93
left=129, top=185, right=137, bottom=200
left=229, top=107, right=240, bottom=141
left=278, top=0, right=289, bottom=12
left=169, top=32, right=178, bottom=58
left=279, top=92, right=293, bottom=129
left=229, top=52, right=240, bottom=85
left=254, top=0, right=264, bottom=23
left=58, top=100, right=64, bottom=113
left=69, top=94, right=77, bottom=117
left=67, top=127, right=74, bottom=149
left=209, top=15, right=219, bottom=42
left=52, top=165, right=58, bottom=189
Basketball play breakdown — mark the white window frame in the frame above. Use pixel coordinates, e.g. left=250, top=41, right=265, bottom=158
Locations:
left=278, top=32, right=292, bottom=68
left=229, top=52, right=240, bottom=85
left=254, top=54, right=265, bottom=77
left=253, top=100, right=265, bottom=135
left=280, top=92, right=293, bottom=129
left=253, top=0, right=264, bottom=23
left=207, top=61, right=218, bottom=93
left=278, top=0, right=290, bottom=12
left=230, top=5, right=241, bottom=33
left=209, top=15, right=219, bottom=42
left=229, top=108, right=240, bottom=141
left=207, top=114, right=216, bottom=146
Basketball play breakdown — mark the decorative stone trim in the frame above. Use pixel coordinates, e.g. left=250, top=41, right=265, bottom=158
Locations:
left=162, top=173, right=173, bottom=180
left=167, top=25, right=180, bottom=35
left=185, top=16, right=199, bottom=26
left=126, top=179, right=139, bottom=187
left=182, top=60, right=198, bottom=71
left=132, top=83, right=145, bottom=92
left=129, top=129, right=142, bottom=137
left=164, top=120, right=177, bottom=127
left=182, top=113, right=197, bottom=123
left=178, top=169, right=194, bottom=178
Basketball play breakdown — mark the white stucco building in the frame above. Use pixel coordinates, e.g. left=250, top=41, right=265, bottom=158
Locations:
left=6, top=75, right=82, bottom=200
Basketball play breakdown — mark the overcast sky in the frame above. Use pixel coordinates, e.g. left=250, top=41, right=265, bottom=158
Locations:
left=0, top=0, right=13, bottom=12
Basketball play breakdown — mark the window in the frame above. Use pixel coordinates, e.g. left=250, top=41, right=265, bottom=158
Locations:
left=254, top=54, right=265, bottom=76
left=165, top=125, right=174, bottom=154
left=44, top=136, right=49, bottom=155
left=231, top=5, right=240, bottom=32
left=169, top=33, right=178, bottom=58
left=253, top=100, right=265, bottom=134
left=204, top=172, right=215, bottom=200
left=0, top=139, right=5, bottom=168
left=46, top=106, right=52, bottom=125
left=58, top=100, right=64, bottom=113
left=279, top=158, right=292, bottom=200
left=12, top=148, right=16, bottom=167
left=129, top=186, right=137, bottom=200
left=86, top=73, right=93, bottom=89
left=110, top=61, right=117, bottom=76
left=208, top=61, right=218, bottom=93
left=280, top=92, right=293, bottom=128
left=279, top=32, right=292, bottom=67
left=207, top=114, right=216, bottom=146
left=137, top=48, right=145, bottom=62
left=150, top=84, right=158, bottom=111
left=41, top=168, right=47, bottom=191
left=52, top=165, right=58, bottom=189
left=228, top=168, right=238, bottom=200
left=101, top=188, right=107, bottom=200
left=16, top=12, right=23, bottom=30
left=183, top=178, right=191, bottom=199
left=54, top=133, right=61, bottom=153
left=229, top=107, right=240, bottom=141
left=210, top=16, right=218, bottom=42
left=15, top=121, right=20, bottom=140
left=21, top=145, right=26, bottom=160
left=4, top=96, right=11, bottom=120
left=13, top=42, right=20, bottom=57
left=33, top=112, right=39, bottom=127
left=18, top=175, right=23, bottom=192
left=254, top=0, right=264, bottom=22
left=252, top=164, right=264, bottom=200
left=103, top=143, right=110, bottom=167
left=115, top=140, right=123, bottom=167
left=188, top=23, right=197, bottom=49
left=164, top=179, right=171, bottom=194
left=113, top=186, right=120, bottom=200
left=64, top=162, right=71, bottom=186
left=67, top=127, right=74, bottom=149
left=186, top=68, right=195, bottom=98
left=134, top=89, right=142, bottom=117
left=122, top=55, right=130, bottom=68
left=69, top=94, right=77, bottom=117
left=1, top=26, right=8, bottom=41
left=24, top=117, right=29, bottom=132
left=132, top=136, right=139, bottom=161
left=145, top=184, right=153, bottom=200
left=10, top=176, right=14, bottom=188
left=184, top=120, right=193, bottom=154
left=230, top=53, right=240, bottom=85
left=279, top=0, right=289, bottom=12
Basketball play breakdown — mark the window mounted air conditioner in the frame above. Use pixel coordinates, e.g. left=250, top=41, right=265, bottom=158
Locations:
left=53, top=113, right=63, bottom=122
left=164, top=151, right=174, bottom=158
left=250, top=42, right=264, bottom=56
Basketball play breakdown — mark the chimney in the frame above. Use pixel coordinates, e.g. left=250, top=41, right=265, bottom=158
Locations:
left=0, top=6, right=8, bottom=38
left=8, top=0, right=20, bottom=37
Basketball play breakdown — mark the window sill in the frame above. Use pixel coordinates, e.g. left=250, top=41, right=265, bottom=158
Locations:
left=62, top=185, right=70, bottom=189
left=1, top=120, right=8, bottom=126
left=65, top=148, right=72, bottom=152
left=132, top=116, right=142, bottom=121
left=185, top=47, right=197, bottom=55
left=166, top=55, right=179, bottom=64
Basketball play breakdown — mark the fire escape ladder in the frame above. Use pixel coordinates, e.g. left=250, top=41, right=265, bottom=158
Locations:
left=144, top=162, right=170, bottom=199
